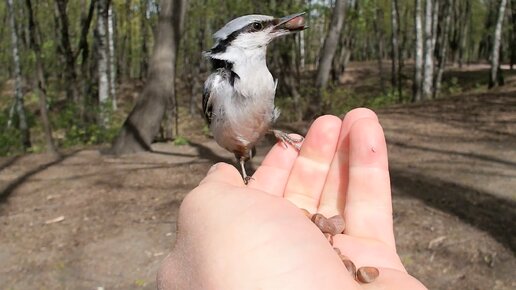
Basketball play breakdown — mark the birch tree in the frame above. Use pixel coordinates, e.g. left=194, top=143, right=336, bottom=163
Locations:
left=413, top=0, right=424, bottom=102
left=422, top=0, right=435, bottom=100
left=391, top=0, right=402, bottom=98
left=489, top=0, right=508, bottom=88
left=96, top=0, right=110, bottom=126
left=511, top=0, right=516, bottom=69
left=108, top=3, right=117, bottom=111
left=111, top=0, right=187, bottom=154
left=308, top=0, right=346, bottom=118
left=6, top=0, right=31, bottom=150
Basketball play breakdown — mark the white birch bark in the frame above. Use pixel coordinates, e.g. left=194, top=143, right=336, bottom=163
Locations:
left=422, top=0, right=435, bottom=99
left=108, top=4, right=117, bottom=111
left=489, top=0, right=508, bottom=88
left=7, top=0, right=31, bottom=149
left=97, top=0, right=109, bottom=125
left=413, top=0, right=424, bottom=101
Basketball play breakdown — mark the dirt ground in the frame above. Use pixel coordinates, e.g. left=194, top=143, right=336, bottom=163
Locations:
left=1, top=69, right=515, bottom=289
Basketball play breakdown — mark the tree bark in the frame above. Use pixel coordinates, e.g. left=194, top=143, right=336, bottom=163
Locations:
left=55, top=0, right=80, bottom=103
left=163, top=0, right=187, bottom=140
left=7, top=0, right=31, bottom=150
left=110, top=0, right=187, bottom=154
left=391, top=0, right=402, bottom=99
left=373, top=7, right=386, bottom=94
left=26, top=0, right=58, bottom=154
left=434, top=0, right=452, bottom=99
left=96, top=0, right=110, bottom=126
left=489, top=0, right=508, bottom=88
left=422, top=0, right=435, bottom=100
left=511, top=0, right=516, bottom=69
left=413, top=0, right=424, bottom=102
left=139, top=0, right=149, bottom=80
left=78, top=0, right=97, bottom=118
left=307, top=0, right=346, bottom=118
left=108, top=3, right=117, bottom=111
left=458, top=0, right=471, bottom=67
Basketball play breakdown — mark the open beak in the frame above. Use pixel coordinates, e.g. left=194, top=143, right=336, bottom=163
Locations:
left=273, top=12, right=307, bottom=32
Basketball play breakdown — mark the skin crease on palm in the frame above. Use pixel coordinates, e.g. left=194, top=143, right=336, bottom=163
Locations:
left=157, top=108, right=428, bottom=290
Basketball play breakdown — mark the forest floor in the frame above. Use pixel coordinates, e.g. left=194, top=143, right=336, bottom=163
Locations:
left=1, top=65, right=515, bottom=290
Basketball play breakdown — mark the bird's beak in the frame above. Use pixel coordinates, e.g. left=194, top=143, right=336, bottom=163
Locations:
left=273, top=12, right=307, bottom=32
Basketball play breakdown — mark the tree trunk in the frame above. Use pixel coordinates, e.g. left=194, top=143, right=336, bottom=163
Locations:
left=307, top=0, right=346, bottom=118
left=110, top=0, right=187, bottom=154
left=413, top=0, right=424, bottom=102
left=511, top=0, right=516, bottom=69
left=108, top=3, right=117, bottom=111
left=78, top=0, right=96, bottom=119
left=373, top=7, right=386, bottom=94
left=391, top=0, right=402, bottom=99
left=26, top=0, right=58, bottom=154
left=162, top=0, right=187, bottom=140
left=55, top=0, right=80, bottom=103
left=458, top=1, right=471, bottom=67
left=96, top=0, right=110, bottom=126
left=489, top=0, right=508, bottom=88
left=139, top=0, right=149, bottom=80
left=434, top=0, right=452, bottom=99
left=422, top=0, right=435, bottom=100
left=7, top=0, right=31, bottom=150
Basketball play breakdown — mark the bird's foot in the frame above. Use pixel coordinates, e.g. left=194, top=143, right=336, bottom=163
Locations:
left=243, top=175, right=254, bottom=185
left=271, top=129, right=304, bottom=151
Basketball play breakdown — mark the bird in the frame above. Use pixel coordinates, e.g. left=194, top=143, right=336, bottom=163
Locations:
left=202, top=12, right=307, bottom=183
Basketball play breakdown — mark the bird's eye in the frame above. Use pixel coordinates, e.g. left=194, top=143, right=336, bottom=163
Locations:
left=252, top=22, right=263, bottom=30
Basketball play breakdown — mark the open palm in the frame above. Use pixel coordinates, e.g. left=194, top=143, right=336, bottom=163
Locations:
left=158, top=108, right=427, bottom=290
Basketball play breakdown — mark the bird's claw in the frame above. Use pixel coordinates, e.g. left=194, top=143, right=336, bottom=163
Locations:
left=271, top=130, right=304, bottom=151
left=243, top=176, right=254, bottom=185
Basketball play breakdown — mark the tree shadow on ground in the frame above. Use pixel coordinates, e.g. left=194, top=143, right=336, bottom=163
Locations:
left=0, top=156, right=21, bottom=172
left=0, top=151, right=81, bottom=206
left=391, top=168, right=516, bottom=253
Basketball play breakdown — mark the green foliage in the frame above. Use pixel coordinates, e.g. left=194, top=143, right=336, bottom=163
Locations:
left=173, top=135, right=189, bottom=146
left=444, top=77, right=463, bottom=95
left=0, top=110, right=22, bottom=156
left=51, top=104, right=119, bottom=148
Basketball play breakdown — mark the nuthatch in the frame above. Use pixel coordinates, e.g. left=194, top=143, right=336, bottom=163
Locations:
left=202, top=13, right=307, bottom=183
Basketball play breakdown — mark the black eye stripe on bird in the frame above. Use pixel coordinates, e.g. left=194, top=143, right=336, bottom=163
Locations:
left=202, top=13, right=307, bottom=184
left=209, top=20, right=274, bottom=54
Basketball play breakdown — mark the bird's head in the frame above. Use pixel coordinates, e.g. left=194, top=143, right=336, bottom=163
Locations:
left=205, top=12, right=307, bottom=63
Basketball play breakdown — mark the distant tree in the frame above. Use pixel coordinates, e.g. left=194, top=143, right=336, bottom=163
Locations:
left=391, top=0, right=402, bottom=99
left=110, top=0, right=187, bottom=154
left=489, top=0, right=508, bottom=88
left=55, top=0, right=81, bottom=103
left=422, top=0, right=435, bottom=100
left=511, top=0, right=516, bottom=69
left=307, top=0, right=346, bottom=118
left=373, top=5, right=386, bottom=94
left=26, top=0, right=57, bottom=154
left=108, top=3, right=117, bottom=111
left=413, top=0, right=424, bottom=102
left=6, top=0, right=31, bottom=150
left=96, top=0, right=110, bottom=126
left=434, top=0, right=453, bottom=99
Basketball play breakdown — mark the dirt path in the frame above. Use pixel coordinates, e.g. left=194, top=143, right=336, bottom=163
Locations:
left=1, top=90, right=515, bottom=289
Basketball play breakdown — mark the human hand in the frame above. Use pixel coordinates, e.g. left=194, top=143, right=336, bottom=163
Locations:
left=157, top=108, right=427, bottom=290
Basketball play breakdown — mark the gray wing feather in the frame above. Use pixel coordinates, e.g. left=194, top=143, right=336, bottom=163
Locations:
left=202, top=74, right=217, bottom=124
